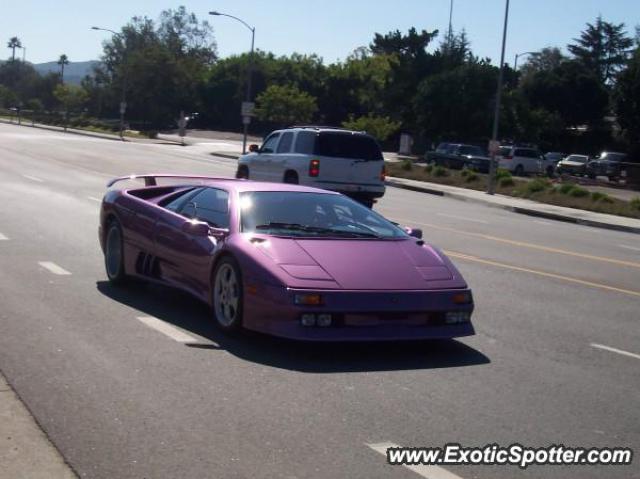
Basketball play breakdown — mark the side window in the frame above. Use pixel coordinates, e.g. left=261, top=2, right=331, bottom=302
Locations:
left=180, top=188, right=230, bottom=228
left=294, top=131, right=316, bottom=154
left=277, top=132, right=294, bottom=153
left=261, top=133, right=280, bottom=154
left=164, top=188, right=198, bottom=213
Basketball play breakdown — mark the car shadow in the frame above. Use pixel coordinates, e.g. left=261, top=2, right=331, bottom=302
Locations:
left=97, top=281, right=490, bottom=373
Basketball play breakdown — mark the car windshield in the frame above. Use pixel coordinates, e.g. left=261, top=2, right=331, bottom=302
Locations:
left=498, top=146, right=512, bottom=156
left=240, top=192, right=408, bottom=239
left=567, top=155, right=587, bottom=163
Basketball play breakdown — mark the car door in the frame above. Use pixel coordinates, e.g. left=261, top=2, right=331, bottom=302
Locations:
left=252, top=133, right=280, bottom=181
left=273, top=131, right=295, bottom=181
left=155, top=187, right=229, bottom=299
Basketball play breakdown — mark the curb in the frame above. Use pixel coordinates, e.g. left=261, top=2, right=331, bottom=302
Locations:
left=386, top=178, right=640, bottom=235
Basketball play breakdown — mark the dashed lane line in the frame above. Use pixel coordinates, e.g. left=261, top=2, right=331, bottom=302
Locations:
left=88, top=196, right=102, bottom=203
left=38, top=261, right=72, bottom=275
left=590, top=343, right=640, bottom=360
left=436, top=213, right=489, bottom=224
left=22, top=174, right=44, bottom=183
left=367, top=442, right=463, bottom=479
left=0, top=233, right=8, bottom=240
left=137, top=316, right=199, bottom=344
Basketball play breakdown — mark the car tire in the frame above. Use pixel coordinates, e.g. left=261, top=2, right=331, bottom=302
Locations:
left=515, top=165, right=524, bottom=176
left=104, top=219, right=127, bottom=285
left=546, top=166, right=554, bottom=178
left=284, top=171, right=299, bottom=184
left=212, top=257, right=243, bottom=332
left=236, top=165, right=249, bottom=179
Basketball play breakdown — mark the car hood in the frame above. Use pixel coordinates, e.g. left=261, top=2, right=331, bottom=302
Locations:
left=252, top=236, right=467, bottom=290
left=560, top=160, right=585, bottom=167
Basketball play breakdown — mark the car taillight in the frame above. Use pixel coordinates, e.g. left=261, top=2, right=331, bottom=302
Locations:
left=309, top=159, right=320, bottom=177
left=380, top=164, right=386, bottom=181
left=503, top=155, right=513, bottom=160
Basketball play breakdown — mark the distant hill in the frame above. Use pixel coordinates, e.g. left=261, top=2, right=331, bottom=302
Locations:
left=32, top=60, right=100, bottom=85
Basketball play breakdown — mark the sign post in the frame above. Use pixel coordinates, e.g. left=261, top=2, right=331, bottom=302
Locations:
left=240, top=102, right=255, bottom=154
left=178, top=110, right=187, bottom=146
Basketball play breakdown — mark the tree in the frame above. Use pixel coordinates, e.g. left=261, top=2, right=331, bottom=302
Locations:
left=614, top=48, right=640, bottom=155
left=342, top=114, right=400, bottom=142
left=57, top=54, right=69, bottom=83
left=53, top=83, right=88, bottom=111
left=0, top=85, right=18, bottom=108
left=255, top=84, right=317, bottom=126
left=519, top=47, right=566, bottom=78
left=568, top=16, right=633, bottom=85
left=7, top=37, right=21, bottom=61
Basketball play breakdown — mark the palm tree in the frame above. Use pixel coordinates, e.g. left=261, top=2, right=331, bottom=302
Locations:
left=7, top=37, right=22, bottom=62
left=57, top=54, right=69, bottom=83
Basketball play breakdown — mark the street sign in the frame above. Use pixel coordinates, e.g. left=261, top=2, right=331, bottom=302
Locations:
left=242, top=115, right=251, bottom=125
left=488, top=140, right=500, bottom=155
left=119, top=101, right=127, bottom=114
left=241, top=101, right=255, bottom=117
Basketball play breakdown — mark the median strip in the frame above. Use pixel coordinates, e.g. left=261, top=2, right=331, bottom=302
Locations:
left=367, top=442, right=463, bottom=479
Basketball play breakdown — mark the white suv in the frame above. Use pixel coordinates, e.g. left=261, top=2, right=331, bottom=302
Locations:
left=236, top=126, right=386, bottom=208
left=497, top=145, right=555, bottom=176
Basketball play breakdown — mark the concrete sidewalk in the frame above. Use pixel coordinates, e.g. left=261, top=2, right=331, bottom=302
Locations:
left=388, top=176, right=640, bottom=234
left=0, top=372, right=76, bottom=479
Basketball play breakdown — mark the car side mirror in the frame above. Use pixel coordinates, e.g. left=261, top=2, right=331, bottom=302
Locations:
left=403, top=227, right=423, bottom=239
left=209, top=227, right=230, bottom=239
left=182, top=220, right=210, bottom=237
left=249, top=144, right=259, bottom=153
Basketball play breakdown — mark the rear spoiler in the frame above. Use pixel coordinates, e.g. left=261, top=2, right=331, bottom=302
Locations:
left=107, top=174, right=242, bottom=188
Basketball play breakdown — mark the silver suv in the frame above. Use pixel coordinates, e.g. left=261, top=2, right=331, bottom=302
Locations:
left=236, top=126, right=386, bottom=208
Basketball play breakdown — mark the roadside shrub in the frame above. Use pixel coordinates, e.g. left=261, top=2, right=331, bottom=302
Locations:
left=558, top=183, right=576, bottom=194
left=401, top=159, right=413, bottom=171
left=145, top=130, right=158, bottom=139
left=498, top=176, right=515, bottom=187
left=496, top=168, right=511, bottom=179
left=630, top=197, right=640, bottom=210
left=465, top=172, right=479, bottom=182
left=569, top=186, right=589, bottom=198
left=424, top=164, right=433, bottom=173
left=591, top=192, right=613, bottom=203
left=460, top=168, right=470, bottom=177
left=433, top=166, right=448, bottom=177
left=525, top=178, right=551, bottom=194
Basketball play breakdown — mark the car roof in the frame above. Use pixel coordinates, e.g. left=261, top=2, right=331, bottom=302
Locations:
left=179, top=179, right=342, bottom=195
left=276, top=125, right=368, bottom=134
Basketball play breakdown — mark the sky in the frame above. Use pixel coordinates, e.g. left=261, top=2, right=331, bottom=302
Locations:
left=2, top=0, right=639, bottom=66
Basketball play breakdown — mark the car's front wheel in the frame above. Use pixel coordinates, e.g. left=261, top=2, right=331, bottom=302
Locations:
left=104, top=220, right=127, bottom=285
left=236, top=165, right=249, bottom=179
left=212, top=257, right=243, bottom=332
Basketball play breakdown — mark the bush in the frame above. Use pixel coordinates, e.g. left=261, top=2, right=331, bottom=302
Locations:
left=342, top=114, right=401, bottom=142
left=630, top=197, right=640, bottom=210
left=460, top=168, right=470, bottom=177
left=145, top=130, right=159, bottom=139
left=465, top=172, right=479, bottom=182
left=591, top=191, right=613, bottom=203
left=499, top=176, right=515, bottom=187
left=496, top=168, right=511, bottom=179
left=424, top=164, right=433, bottom=173
left=558, top=183, right=576, bottom=194
left=525, top=178, right=551, bottom=194
left=569, top=186, right=589, bottom=198
left=401, top=159, right=413, bottom=171
left=433, top=166, right=448, bottom=177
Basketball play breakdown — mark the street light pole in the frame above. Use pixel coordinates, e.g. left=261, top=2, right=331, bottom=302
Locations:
left=514, top=51, right=535, bottom=71
left=209, top=11, right=255, bottom=154
left=91, top=26, right=127, bottom=140
left=487, top=0, right=510, bottom=195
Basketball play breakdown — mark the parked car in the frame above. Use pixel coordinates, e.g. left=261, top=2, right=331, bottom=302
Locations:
left=236, top=126, right=385, bottom=208
left=586, top=151, right=628, bottom=181
left=427, top=143, right=488, bottom=170
left=99, top=174, right=475, bottom=341
left=543, top=152, right=566, bottom=168
left=556, top=154, right=590, bottom=176
left=497, top=145, right=554, bottom=176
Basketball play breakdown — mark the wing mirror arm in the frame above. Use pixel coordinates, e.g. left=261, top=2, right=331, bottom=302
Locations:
left=209, top=227, right=230, bottom=239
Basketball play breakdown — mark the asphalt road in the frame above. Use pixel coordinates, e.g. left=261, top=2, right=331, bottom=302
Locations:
left=0, top=123, right=638, bottom=479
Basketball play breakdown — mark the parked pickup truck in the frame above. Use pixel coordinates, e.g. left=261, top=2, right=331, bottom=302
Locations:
left=426, top=143, right=489, bottom=170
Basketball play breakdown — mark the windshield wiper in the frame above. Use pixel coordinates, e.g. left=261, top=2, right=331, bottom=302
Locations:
left=254, top=222, right=380, bottom=238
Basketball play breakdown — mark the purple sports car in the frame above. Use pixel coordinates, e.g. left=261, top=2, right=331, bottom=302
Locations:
left=99, top=174, right=474, bottom=341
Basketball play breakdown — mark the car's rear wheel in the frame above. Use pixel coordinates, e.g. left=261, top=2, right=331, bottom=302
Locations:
left=515, top=165, right=524, bottom=176
left=105, top=220, right=127, bottom=285
left=546, top=166, right=554, bottom=178
left=236, top=165, right=249, bottom=179
left=212, top=257, right=243, bottom=332
left=284, top=171, right=299, bottom=184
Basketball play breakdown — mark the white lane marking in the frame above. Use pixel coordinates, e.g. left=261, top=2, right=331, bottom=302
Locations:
left=436, top=213, right=488, bottom=224
left=38, top=261, right=72, bottom=275
left=0, top=233, right=8, bottom=240
left=533, top=220, right=553, bottom=226
left=22, top=174, right=44, bottom=183
left=367, top=442, right=463, bottom=479
left=137, top=316, right=198, bottom=344
left=87, top=196, right=102, bottom=203
left=591, top=343, right=640, bottom=360
left=618, top=244, right=640, bottom=253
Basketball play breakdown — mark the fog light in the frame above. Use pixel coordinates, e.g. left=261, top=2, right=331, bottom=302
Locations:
left=452, top=291, right=473, bottom=304
left=317, top=314, right=332, bottom=327
left=294, top=294, right=323, bottom=306
left=445, top=312, right=470, bottom=324
left=300, top=314, right=316, bottom=327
